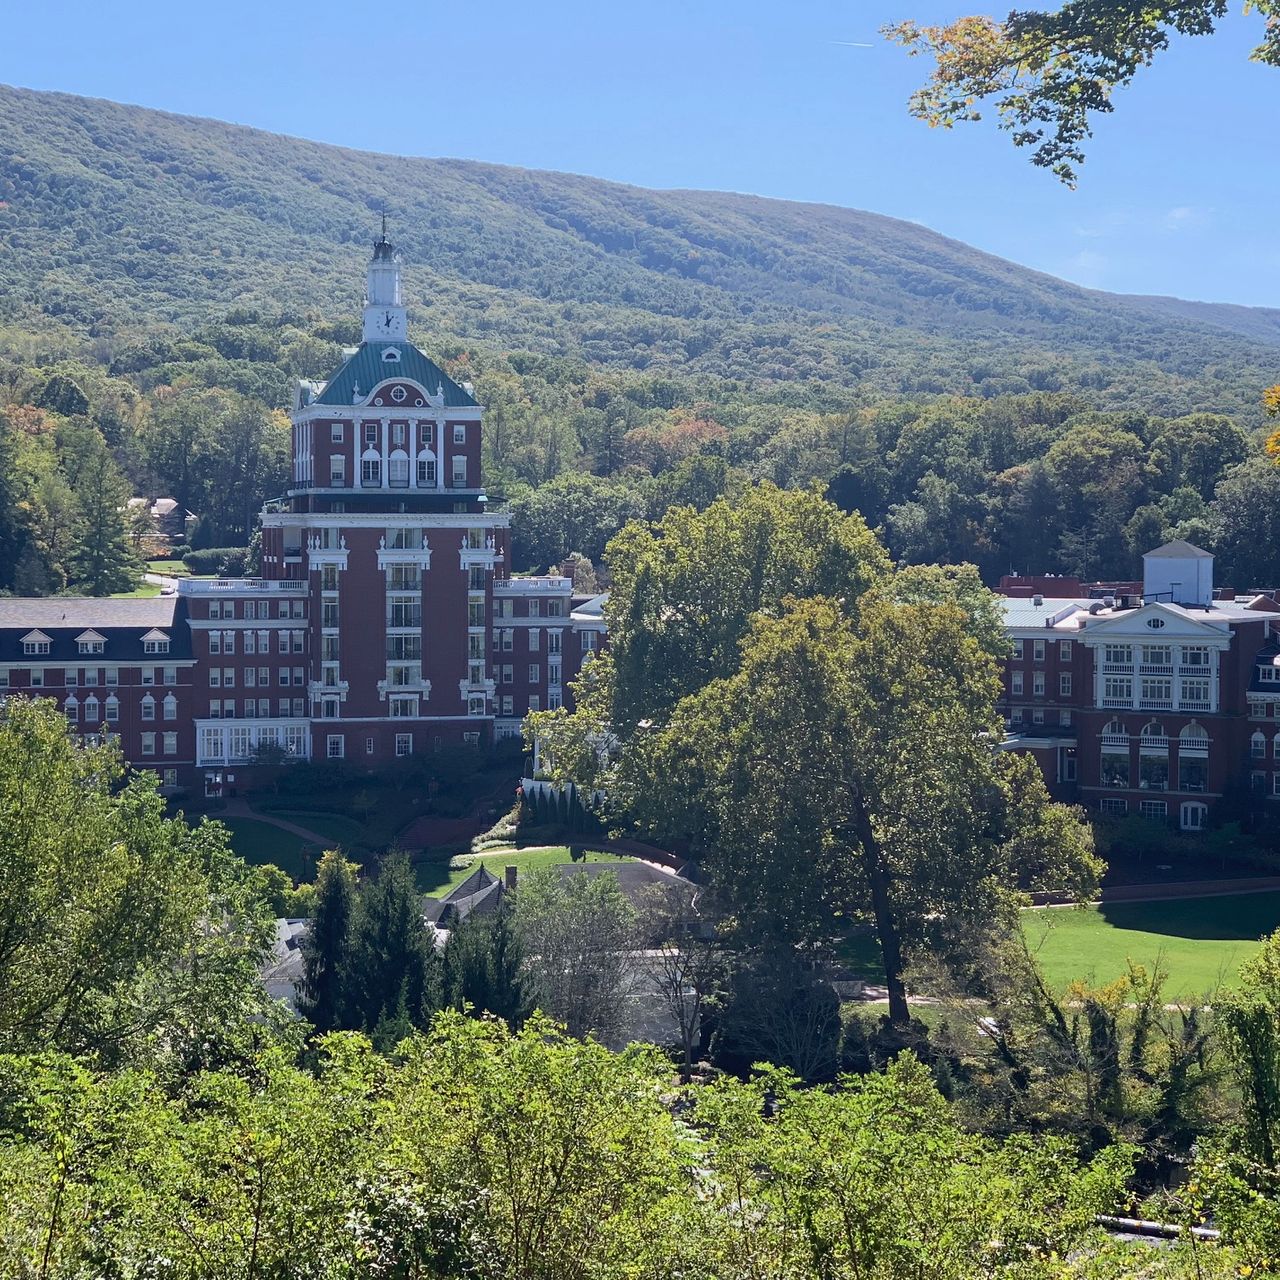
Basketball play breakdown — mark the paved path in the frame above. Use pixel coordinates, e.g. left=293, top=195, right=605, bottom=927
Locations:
left=213, top=798, right=334, bottom=847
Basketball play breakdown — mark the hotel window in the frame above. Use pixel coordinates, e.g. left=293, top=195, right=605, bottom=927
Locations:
left=396, top=733, right=413, bottom=758
left=528, top=599, right=541, bottom=619
left=105, top=669, right=117, bottom=688
left=293, top=667, right=306, bottom=686
left=327, top=735, right=344, bottom=759
left=549, top=662, right=561, bottom=685
left=1183, top=646, right=1210, bottom=668
left=163, top=768, right=178, bottom=787
left=141, top=733, right=156, bottom=756
left=221, top=631, right=235, bottom=654
left=28, top=669, right=44, bottom=689
left=392, top=422, right=406, bottom=447
left=163, top=667, right=177, bottom=685
left=141, top=667, right=154, bottom=686
left=143, top=638, right=168, bottom=655
left=469, top=634, right=485, bottom=659
left=389, top=696, right=417, bottom=718
left=1100, top=750, right=1130, bottom=788
left=293, top=698, right=306, bottom=717
left=1059, top=673, right=1072, bottom=697
left=453, top=425, right=466, bottom=444
left=1011, top=672, right=1024, bottom=696
left=223, top=668, right=235, bottom=688
left=468, top=601, right=486, bottom=627
left=546, top=600, right=563, bottom=618
left=163, top=694, right=177, bottom=721
left=548, top=690, right=562, bottom=710
left=209, top=601, right=222, bottom=620
left=469, top=566, right=486, bottom=591
left=245, top=668, right=257, bottom=688
left=209, top=632, right=221, bottom=655
left=83, top=668, right=98, bottom=687
left=365, top=737, right=376, bottom=755
left=23, top=639, right=49, bottom=656
left=362, top=456, right=381, bottom=486
left=1011, top=638, right=1024, bottom=659
left=527, top=628, right=541, bottom=652
left=1104, top=676, right=1132, bottom=704
left=1139, top=800, right=1168, bottom=821
left=364, top=423, right=378, bottom=445
left=417, top=456, right=437, bottom=486
left=1103, top=645, right=1130, bottom=667
left=163, top=733, right=177, bottom=755
left=386, top=635, right=421, bottom=661
left=244, top=631, right=257, bottom=656
left=1032, top=708, right=1044, bottom=724
left=1100, top=798, right=1128, bottom=817
left=1032, top=639, right=1045, bottom=662
left=83, top=696, right=99, bottom=722
left=1059, top=640, right=1072, bottom=661
left=279, top=698, right=291, bottom=717
left=1060, top=709, right=1072, bottom=727
left=331, top=423, right=343, bottom=443
left=451, top=455, right=467, bottom=487
left=65, top=669, right=78, bottom=687
left=78, top=638, right=104, bottom=655
left=548, top=631, right=562, bottom=655
left=529, top=695, right=540, bottom=712
left=278, top=631, right=290, bottom=654
left=210, top=669, right=221, bottom=688
left=528, top=664, right=540, bottom=683
left=501, top=665, right=513, bottom=685
left=1252, top=733, right=1266, bottom=759
left=141, top=696, right=156, bottom=721
left=501, top=630, right=514, bottom=652
left=468, top=696, right=486, bottom=716
left=1033, top=672, right=1045, bottom=697
left=502, top=696, right=513, bottom=716
left=104, top=696, right=119, bottom=724
left=581, top=632, right=597, bottom=652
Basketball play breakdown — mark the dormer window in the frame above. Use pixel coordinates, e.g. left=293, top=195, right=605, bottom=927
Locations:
left=1261, top=665, right=1280, bottom=683
left=21, top=630, right=51, bottom=656
left=142, top=630, right=170, bottom=655
left=76, top=630, right=106, bottom=655
left=382, top=348, right=402, bottom=363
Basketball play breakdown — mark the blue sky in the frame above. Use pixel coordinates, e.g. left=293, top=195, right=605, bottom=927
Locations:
left=4, top=0, right=1278, bottom=307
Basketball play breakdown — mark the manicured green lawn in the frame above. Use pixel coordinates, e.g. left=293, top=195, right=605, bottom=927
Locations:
left=110, top=582, right=162, bottom=598
left=265, top=809, right=366, bottom=849
left=1022, top=892, right=1280, bottom=1000
left=216, top=816, right=317, bottom=883
left=147, top=559, right=190, bottom=575
left=419, top=845, right=618, bottom=896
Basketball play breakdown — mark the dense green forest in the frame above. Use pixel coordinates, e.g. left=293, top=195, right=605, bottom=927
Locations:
left=1, top=82, right=1279, bottom=593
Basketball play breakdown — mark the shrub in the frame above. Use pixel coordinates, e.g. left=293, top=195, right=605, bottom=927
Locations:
left=183, top=546, right=251, bottom=576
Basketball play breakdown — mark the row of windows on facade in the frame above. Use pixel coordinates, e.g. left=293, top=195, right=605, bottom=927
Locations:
left=332, top=422, right=469, bottom=448
left=494, top=630, right=571, bottom=653
left=208, top=631, right=306, bottom=654
left=1099, top=675, right=1212, bottom=710
left=207, top=599, right=306, bottom=620
left=321, top=730, right=480, bottom=761
left=0, top=666, right=180, bottom=689
left=1009, top=639, right=1217, bottom=668
left=330, top=455, right=468, bottom=488
left=1100, top=797, right=1209, bottom=827
left=57, top=693, right=179, bottom=722
left=21, top=637, right=169, bottom=656
left=309, top=527, right=491, bottom=554
left=207, top=699, right=307, bottom=719
left=210, top=667, right=307, bottom=688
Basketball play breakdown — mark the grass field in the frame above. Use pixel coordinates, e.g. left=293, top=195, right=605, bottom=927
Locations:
left=110, top=582, right=162, bottom=598
left=216, top=816, right=316, bottom=882
left=147, top=559, right=190, bottom=575
left=1023, top=892, right=1280, bottom=999
left=419, top=845, right=618, bottom=895
left=266, top=810, right=366, bottom=849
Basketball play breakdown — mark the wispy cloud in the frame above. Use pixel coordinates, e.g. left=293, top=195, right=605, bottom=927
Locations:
left=830, top=40, right=874, bottom=47
left=1163, top=205, right=1210, bottom=231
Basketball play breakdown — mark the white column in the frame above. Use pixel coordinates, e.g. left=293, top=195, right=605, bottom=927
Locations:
left=381, top=418, right=390, bottom=490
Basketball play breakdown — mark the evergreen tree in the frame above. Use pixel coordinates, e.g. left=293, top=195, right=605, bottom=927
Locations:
left=67, top=435, right=140, bottom=594
left=350, top=852, right=440, bottom=1031
left=444, top=907, right=532, bottom=1028
left=299, top=851, right=358, bottom=1032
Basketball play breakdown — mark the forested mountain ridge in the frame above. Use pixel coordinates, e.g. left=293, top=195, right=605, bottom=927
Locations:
left=1, top=82, right=1277, bottom=417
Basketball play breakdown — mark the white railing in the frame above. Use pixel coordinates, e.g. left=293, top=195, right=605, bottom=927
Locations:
left=1178, top=700, right=1212, bottom=713
left=1139, top=664, right=1174, bottom=676
left=1101, top=663, right=1134, bottom=674
left=493, top=576, right=571, bottom=593
left=1100, top=734, right=1130, bottom=747
left=1139, top=699, right=1174, bottom=711
left=1102, top=696, right=1133, bottom=708
left=178, top=578, right=306, bottom=594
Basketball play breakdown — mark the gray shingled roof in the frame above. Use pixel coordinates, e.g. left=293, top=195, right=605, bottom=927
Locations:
left=1145, top=540, right=1212, bottom=559
left=0, top=597, right=179, bottom=628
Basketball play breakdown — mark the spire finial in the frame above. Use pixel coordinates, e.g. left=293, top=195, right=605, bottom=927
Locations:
left=381, top=210, right=387, bottom=237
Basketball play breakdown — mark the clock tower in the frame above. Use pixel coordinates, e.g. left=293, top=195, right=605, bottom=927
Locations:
left=362, top=217, right=408, bottom=342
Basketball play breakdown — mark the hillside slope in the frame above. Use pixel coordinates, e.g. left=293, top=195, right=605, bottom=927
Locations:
left=0, top=83, right=1276, bottom=415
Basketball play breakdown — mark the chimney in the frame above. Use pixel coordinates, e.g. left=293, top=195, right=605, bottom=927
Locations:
left=504, top=865, right=518, bottom=892
left=1032, top=593, right=1043, bottom=607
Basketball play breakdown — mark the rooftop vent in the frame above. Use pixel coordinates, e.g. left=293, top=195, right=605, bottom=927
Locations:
left=1032, top=593, right=1043, bottom=606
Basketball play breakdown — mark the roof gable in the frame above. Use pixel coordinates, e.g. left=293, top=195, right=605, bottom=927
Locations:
left=314, top=342, right=478, bottom=408
left=1145, top=540, right=1212, bottom=559
left=1080, top=601, right=1228, bottom=640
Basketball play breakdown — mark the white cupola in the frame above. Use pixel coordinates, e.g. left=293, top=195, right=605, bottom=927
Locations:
left=362, top=216, right=408, bottom=343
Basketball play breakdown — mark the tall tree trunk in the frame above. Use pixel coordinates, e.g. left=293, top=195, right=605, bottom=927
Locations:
left=849, top=793, right=911, bottom=1027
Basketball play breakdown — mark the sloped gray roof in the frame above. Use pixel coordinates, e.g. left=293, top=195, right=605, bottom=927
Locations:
left=1145, top=540, right=1212, bottom=559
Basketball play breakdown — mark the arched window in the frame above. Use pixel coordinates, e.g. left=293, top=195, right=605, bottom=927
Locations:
left=1140, top=721, right=1166, bottom=743
left=140, top=694, right=156, bottom=722
left=163, top=693, right=178, bottom=721
left=83, top=695, right=100, bottom=724
left=105, top=695, right=119, bottom=724
left=388, top=449, right=409, bottom=487
left=416, top=448, right=437, bottom=487
left=63, top=694, right=79, bottom=720
left=1180, top=721, right=1210, bottom=746
left=360, top=448, right=381, bottom=487
left=1252, top=731, right=1267, bottom=759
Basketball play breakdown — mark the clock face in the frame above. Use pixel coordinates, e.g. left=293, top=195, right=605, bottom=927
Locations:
left=382, top=311, right=394, bottom=329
